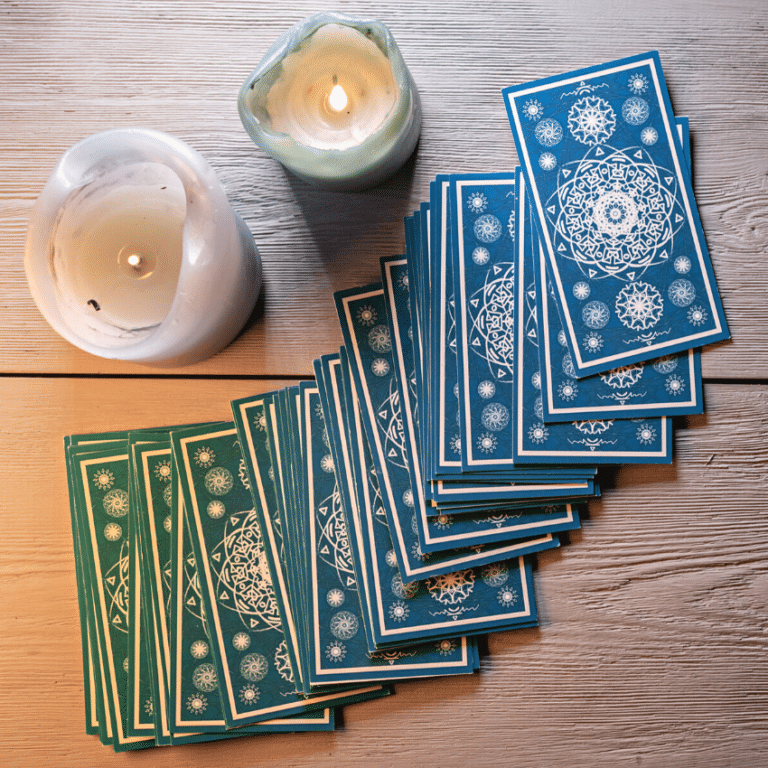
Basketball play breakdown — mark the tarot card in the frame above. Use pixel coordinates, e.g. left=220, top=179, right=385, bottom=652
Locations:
left=535, top=116, right=703, bottom=421
left=450, top=172, right=519, bottom=470
left=503, top=51, right=729, bottom=374
left=513, top=174, right=673, bottom=463
left=69, top=445, right=155, bottom=750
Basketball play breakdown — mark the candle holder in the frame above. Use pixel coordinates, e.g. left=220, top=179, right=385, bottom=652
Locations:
left=238, top=12, right=421, bottom=191
left=25, top=128, right=262, bottom=366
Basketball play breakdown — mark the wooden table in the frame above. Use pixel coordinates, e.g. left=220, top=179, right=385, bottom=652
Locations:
left=1, top=2, right=766, bottom=766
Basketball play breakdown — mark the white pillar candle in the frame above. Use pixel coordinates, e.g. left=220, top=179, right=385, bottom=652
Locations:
left=238, top=12, right=421, bottom=191
left=25, top=128, right=262, bottom=366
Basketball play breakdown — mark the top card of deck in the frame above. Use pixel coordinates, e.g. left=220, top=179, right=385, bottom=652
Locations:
left=503, top=51, right=729, bottom=374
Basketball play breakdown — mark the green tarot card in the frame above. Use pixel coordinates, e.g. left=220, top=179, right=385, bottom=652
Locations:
left=69, top=445, right=155, bottom=751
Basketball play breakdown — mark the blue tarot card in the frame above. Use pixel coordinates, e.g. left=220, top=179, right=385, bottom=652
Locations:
left=503, top=51, right=729, bottom=375
left=513, top=174, right=673, bottom=464
left=450, top=172, right=518, bottom=471
left=535, top=115, right=703, bottom=422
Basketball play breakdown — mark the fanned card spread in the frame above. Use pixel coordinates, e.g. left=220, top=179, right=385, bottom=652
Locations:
left=64, top=52, right=729, bottom=751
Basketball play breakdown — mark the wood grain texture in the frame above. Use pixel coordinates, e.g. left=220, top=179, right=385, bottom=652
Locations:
left=1, top=0, right=766, bottom=377
left=0, top=379, right=766, bottom=767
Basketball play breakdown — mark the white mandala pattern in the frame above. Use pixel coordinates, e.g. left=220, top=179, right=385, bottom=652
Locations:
left=558, top=380, right=578, bottom=401
left=239, top=684, right=260, bottom=706
left=478, top=380, right=496, bottom=399
left=327, top=589, right=345, bottom=608
left=325, top=641, right=346, bottom=663
left=356, top=305, right=377, bottom=326
left=320, top=454, right=335, bottom=473
left=636, top=423, right=657, bottom=444
left=371, top=358, right=390, bottom=377
left=163, top=483, right=173, bottom=508
left=389, top=601, right=410, bottom=623
left=450, top=434, right=462, bottom=455
left=103, top=488, right=129, bottom=518
left=476, top=432, right=498, bottom=454
left=547, top=145, right=684, bottom=280
left=497, top=587, right=519, bottom=608
left=480, top=402, right=510, bottom=431
left=528, top=422, right=549, bottom=444
left=190, top=639, right=209, bottom=659
left=640, top=127, right=659, bottom=145
left=474, top=214, right=503, bottom=243
left=368, top=324, right=392, bottom=353
left=532, top=371, right=541, bottom=389
left=539, top=152, right=557, bottom=171
left=232, top=632, right=251, bottom=651
left=615, top=281, right=664, bottom=331
left=665, top=374, right=686, bottom=395
left=674, top=256, right=692, bottom=274
left=92, top=469, right=114, bottom=490
left=535, top=118, right=563, bottom=147
left=437, top=639, right=457, bottom=656
left=628, top=72, right=649, bottom=94
left=668, top=279, right=696, bottom=307
left=154, top=460, right=172, bottom=483
left=534, top=396, right=544, bottom=420
left=186, top=694, right=207, bottom=715
left=211, top=509, right=282, bottom=633
left=472, top=247, right=490, bottom=265
left=600, top=364, right=644, bottom=389
left=573, top=281, right=591, bottom=300
left=522, top=98, right=544, bottom=120
left=192, top=663, right=218, bottom=692
left=204, top=467, right=234, bottom=496
left=468, top=263, right=515, bottom=380
left=582, top=300, right=610, bottom=329
left=567, top=96, right=616, bottom=146
left=467, top=191, right=488, bottom=213
left=558, top=329, right=568, bottom=347
left=385, top=549, right=398, bottom=567
left=687, top=305, right=708, bottom=326
left=104, top=522, right=122, bottom=541
left=240, top=653, right=268, bottom=682
left=194, top=447, right=215, bottom=468
left=622, top=96, right=650, bottom=125
left=207, top=500, right=225, bottom=519
left=583, top=331, right=604, bottom=353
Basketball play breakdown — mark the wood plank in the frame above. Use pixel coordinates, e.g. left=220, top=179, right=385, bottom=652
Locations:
left=1, top=379, right=765, bottom=766
left=1, top=0, right=766, bottom=377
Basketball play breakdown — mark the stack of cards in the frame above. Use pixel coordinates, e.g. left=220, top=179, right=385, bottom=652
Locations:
left=63, top=51, right=728, bottom=752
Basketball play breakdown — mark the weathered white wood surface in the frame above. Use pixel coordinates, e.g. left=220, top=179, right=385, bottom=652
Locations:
left=0, top=0, right=766, bottom=376
left=0, top=379, right=766, bottom=767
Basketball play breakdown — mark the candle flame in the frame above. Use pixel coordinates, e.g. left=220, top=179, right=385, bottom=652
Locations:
left=328, top=84, right=348, bottom=112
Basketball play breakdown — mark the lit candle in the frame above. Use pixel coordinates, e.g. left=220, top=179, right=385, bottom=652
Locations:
left=25, top=128, right=262, bottom=366
left=238, top=12, right=421, bottom=191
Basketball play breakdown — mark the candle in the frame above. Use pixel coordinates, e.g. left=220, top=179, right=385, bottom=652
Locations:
left=238, top=12, right=421, bottom=191
left=25, top=128, right=262, bottom=366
